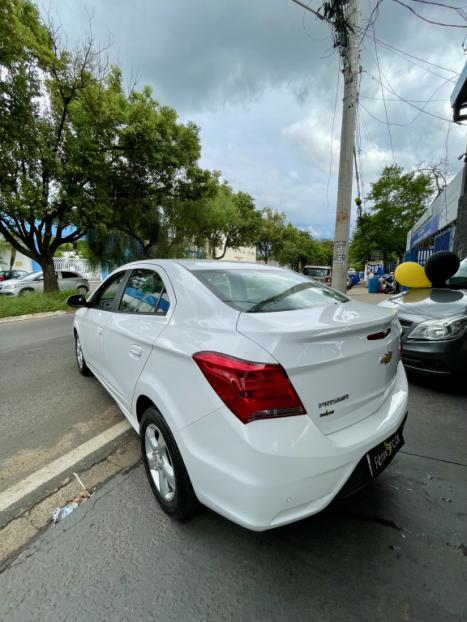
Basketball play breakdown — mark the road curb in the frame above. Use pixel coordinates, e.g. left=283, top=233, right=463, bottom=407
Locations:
left=0, top=310, right=67, bottom=324
left=0, top=420, right=134, bottom=529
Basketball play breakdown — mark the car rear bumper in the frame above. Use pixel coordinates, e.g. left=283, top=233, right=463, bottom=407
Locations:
left=176, top=362, right=409, bottom=531
left=401, top=335, right=467, bottom=375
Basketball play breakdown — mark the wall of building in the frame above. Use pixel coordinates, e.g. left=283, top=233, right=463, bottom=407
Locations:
left=453, top=194, right=467, bottom=259
left=220, top=245, right=256, bottom=262
left=0, top=244, right=33, bottom=272
left=406, top=168, right=463, bottom=251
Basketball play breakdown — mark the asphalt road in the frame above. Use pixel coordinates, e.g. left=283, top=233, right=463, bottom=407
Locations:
left=0, top=371, right=466, bottom=621
left=0, top=315, right=119, bottom=491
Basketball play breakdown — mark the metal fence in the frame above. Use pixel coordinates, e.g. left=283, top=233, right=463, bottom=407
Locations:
left=403, top=247, right=434, bottom=266
left=53, top=258, right=101, bottom=281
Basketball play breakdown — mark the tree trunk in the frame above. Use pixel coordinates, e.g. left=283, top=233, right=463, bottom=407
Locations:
left=41, top=259, right=59, bottom=294
left=9, top=246, right=16, bottom=270
left=214, top=238, right=229, bottom=260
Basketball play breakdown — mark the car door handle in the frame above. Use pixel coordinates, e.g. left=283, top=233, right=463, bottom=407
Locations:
left=129, top=345, right=143, bottom=358
left=96, top=327, right=103, bottom=336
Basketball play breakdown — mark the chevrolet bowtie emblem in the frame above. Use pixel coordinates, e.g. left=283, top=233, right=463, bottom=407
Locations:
left=379, top=351, right=393, bottom=365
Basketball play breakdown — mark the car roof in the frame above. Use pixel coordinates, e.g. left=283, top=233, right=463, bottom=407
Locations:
left=119, top=259, right=277, bottom=272
left=174, top=259, right=274, bottom=271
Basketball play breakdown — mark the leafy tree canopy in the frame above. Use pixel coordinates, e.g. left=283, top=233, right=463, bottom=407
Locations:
left=0, top=3, right=122, bottom=291
left=254, top=207, right=286, bottom=264
left=350, top=165, right=434, bottom=267
left=0, top=2, right=212, bottom=291
left=275, top=225, right=320, bottom=272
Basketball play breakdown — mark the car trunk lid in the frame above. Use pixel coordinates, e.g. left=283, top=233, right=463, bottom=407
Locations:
left=237, top=300, right=400, bottom=434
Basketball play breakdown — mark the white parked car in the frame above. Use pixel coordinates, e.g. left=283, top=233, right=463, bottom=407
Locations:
left=0, top=270, right=90, bottom=296
left=69, top=260, right=408, bottom=531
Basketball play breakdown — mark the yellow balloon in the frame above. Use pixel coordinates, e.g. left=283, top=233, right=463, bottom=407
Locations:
left=395, top=262, right=432, bottom=288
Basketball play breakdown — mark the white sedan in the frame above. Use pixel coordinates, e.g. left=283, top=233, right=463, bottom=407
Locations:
left=69, top=260, right=408, bottom=531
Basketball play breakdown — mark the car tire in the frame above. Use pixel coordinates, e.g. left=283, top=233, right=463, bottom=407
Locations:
left=75, top=332, right=92, bottom=376
left=19, top=288, right=34, bottom=296
left=140, top=406, right=199, bottom=521
left=77, top=286, right=88, bottom=295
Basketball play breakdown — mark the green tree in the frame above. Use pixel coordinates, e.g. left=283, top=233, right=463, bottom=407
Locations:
left=0, top=0, right=50, bottom=66
left=95, top=85, right=213, bottom=260
left=0, top=3, right=117, bottom=292
left=1, top=2, right=214, bottom=290
left=170, top=181, right=260, bottom=259
left=350, top=165, right=433, bottom=266
left=254, top=208, right=286, bottom=264
left=315, top=239, right=334, bottom=265
left=275, top=225, right=320, bottom=271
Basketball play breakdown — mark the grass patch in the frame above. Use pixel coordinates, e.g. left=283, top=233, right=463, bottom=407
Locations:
left=0, top=290, right=76, bottom=318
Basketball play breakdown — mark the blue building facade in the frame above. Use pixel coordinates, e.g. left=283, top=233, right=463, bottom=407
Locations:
left=405, top=168, right=463, bottom=265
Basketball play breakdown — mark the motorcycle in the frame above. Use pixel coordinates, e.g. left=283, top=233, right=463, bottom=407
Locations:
left=379, top=274, right=396, bottom=295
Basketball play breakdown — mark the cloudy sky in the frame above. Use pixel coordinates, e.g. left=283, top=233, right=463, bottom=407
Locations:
left=40, top=0, right=467, bottom=238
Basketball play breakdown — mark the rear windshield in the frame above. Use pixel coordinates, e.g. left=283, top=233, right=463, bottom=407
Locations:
left=303, top=267, right=330, bottom=278
left=193, top=269, right=348, bottom=312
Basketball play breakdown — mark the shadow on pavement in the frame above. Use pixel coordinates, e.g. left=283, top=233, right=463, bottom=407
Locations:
left=406, top=369, right=467, bottom=396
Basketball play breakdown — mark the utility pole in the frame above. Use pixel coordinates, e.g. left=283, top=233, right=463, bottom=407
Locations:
left=331, top=0, right=361, bottom=293
left=291, top=0, right=361, bottom=293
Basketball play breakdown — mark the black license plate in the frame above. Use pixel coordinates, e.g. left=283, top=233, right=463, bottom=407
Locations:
left=366, top=425, right=405, bottom=478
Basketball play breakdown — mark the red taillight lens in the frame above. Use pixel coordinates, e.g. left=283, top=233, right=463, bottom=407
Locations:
left=367, top=328, right=391, bottom=340
left=192, top=351, right=306, bottom=424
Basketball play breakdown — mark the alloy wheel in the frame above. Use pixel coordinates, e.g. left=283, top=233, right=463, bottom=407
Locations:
left=76, top=336, right=84, bottom=369
left=145, top=423, right=176, bottom=501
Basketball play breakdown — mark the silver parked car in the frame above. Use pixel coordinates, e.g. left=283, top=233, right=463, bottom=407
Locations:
left=0, top=270, right=90, bottom=296
left=302, top=265, right=332, bottom=284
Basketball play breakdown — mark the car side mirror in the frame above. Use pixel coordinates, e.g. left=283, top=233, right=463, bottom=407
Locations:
left=67, top=294, right=89, bottom=308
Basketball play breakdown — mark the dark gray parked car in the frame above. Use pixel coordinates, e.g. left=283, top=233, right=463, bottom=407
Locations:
left=379, top=259, right=467, bottom=375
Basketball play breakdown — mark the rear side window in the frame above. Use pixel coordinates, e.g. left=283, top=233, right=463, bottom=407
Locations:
left=193, top=269, right=348, bottom=312
left=61, top=271, right=79, bottom=278
left=303, top=267, right=331, bottom=278
left=119, top=269, right=170, bottom=315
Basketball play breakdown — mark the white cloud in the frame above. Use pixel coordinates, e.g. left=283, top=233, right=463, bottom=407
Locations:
left=43, top=0, right=467, bottom=240
left=283, top=113, right=341, bottom=175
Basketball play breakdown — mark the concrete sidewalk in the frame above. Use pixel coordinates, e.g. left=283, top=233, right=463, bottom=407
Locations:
left=347, top=283, right=391, bottom=304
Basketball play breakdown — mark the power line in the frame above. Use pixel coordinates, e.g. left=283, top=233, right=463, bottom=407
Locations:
left=289, top=0, right=331, bottom=23
left=301, top=3, right=333, bottom=41
left=407, top=0, right=467, bottom=21
left=362, top=34, right=459, bottom=126
left=443, top=110, right=454, bottom=172
left=363, top=62, right=457, bottom=124
left=392, top=0, right=467, bottom=27
left=371, top=24, right=395, bottom=161
left=361, top=94, right=448, bottom=102
left=374, top=36, right=459, bottom=76
left=326, top=64, right=341, bottom=211
left=359, top=0, right=384, bottom=43
left=360, top=87, right=458, bottom=125
left=359, top=101, right=409, bottom=126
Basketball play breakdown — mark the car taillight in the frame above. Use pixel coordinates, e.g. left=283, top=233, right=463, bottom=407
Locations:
left=192, top=351, right=306, bottom=424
